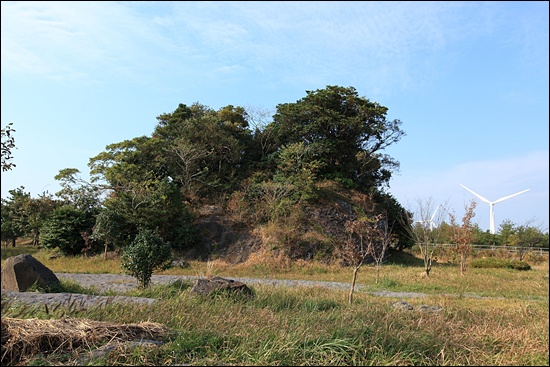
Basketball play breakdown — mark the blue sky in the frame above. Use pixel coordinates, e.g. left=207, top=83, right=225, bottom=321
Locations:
left=2, top=1, right=548, bottom=233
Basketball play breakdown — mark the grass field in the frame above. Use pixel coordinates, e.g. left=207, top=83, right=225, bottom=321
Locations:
left=1, top=245, right=548, bottom=366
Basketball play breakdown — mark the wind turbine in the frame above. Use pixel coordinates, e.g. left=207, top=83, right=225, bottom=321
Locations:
left=415, top=204, right=443, bottom=230
left=459, top=184, right=530, bottom=234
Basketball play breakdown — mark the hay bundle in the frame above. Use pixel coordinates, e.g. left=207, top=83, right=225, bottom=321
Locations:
left=1, top=317, right=170, bottom=365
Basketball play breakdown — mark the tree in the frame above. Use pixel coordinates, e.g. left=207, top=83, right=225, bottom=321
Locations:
left=23, top=191, right=60, bottom=247
left=246, top=105, right=278, bottom=163
left=273, top=142, right=324, bottom=202
left=1, top=187, right=61, bottom=247
left=1, top=187, right=31, bottom=247
left=509, top=220, right=549, bottom=261
left=370, top=216, right=397, bottom=284
left=340, top=211, right=392, bottom=303
left=473, top=226, right=501, bottom=247
left=404, top=198, right=449, bottom=277
left=341, top=217, right=372, bottom=304
left=270, top=85, right=404, bottom=190
left=449, top=200, right=477, bottom=276
left=170, top=139, right=213, bottom=199
left=120, top=228, right=172, bottom=288
left=1, top=122, right=16, bottom=171
left=498, top=219, right=516, bottom=246
left=372, top=191, right=413, bottom=251
left=40, top=205, right=97, bottom=256
left=91, top=206, right=131, bottom=257
left=89, top=136, right=198, bottom=251
left=1, top=200, right=23, bottom=247
left=91, top=176, right=198, bottom=252
left=151, top=102, right=254, bottom=199
left=54, top=168, right=103, bottom=213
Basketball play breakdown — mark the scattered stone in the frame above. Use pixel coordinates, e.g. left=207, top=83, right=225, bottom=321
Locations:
left=171, top=259, right=189, bottom=268
left=392, top=300, right=414, bottom=310
left=392, top=300, right=443, bottom=313
left=1, top=254, right=60, bottom=292
left=190, top=276, right=254, bottom=298
left=418, top=305, right=443, bottom=313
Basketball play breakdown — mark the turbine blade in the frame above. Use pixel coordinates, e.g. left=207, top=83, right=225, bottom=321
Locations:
left=459, top=184, right=491, bottom=204
left=430, top=205, right=440, bottom=221
left=493, top=189, right=530, bottom=204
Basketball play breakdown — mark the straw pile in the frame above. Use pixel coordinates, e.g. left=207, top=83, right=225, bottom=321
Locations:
left=1, top=317, right=170, bottom=365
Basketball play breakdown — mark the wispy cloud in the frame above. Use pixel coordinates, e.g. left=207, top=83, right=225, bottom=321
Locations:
left=6, top=1, right=538, bottom=95
left=1, top=2, right=176, bottom=84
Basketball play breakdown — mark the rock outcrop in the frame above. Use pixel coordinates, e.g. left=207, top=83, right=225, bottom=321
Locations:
left=190, top=276, right=254, bottom=298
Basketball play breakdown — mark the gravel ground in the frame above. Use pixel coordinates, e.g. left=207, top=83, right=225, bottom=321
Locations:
left=2, top=272, right=431, bottom=309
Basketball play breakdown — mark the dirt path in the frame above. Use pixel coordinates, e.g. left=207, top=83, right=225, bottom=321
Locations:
left=1, top=272, right=461, bottom=309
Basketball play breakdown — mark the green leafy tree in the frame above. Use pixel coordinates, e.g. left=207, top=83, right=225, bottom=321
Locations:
left=473, top=226, right=502, bottom=247
left=498, top=219, right=516, bottom=246
left=1, top=187, right=31, bottom=246
left=89, top=136, right=198, bottom=251
left=152, top=103, right=254, bottom=199
left=24, top=192, right=61, bottom=247
left=1, top=200, right=23, bottom=247
left=89, top=136, right=169, bottom=195
left=273, top=142, right=324, bottom=201
left=40, top=205, right=97, bottom=255
left=509, top=221, right=549, bottom=260
left=270, top=85, right=404, bottom=190
left=54, top=168, right=102, bottom=213
left=92, top=206, right=131, bottom=256
left=1, top=187, right=61, bottom=247
left=120, top=228, right=172, bottom=288
left=90, top=177, right=197, bottom=252
left=1, top=122, right=16, bottom=172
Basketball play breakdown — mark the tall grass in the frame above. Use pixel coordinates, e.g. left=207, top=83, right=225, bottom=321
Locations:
left=1, top=246, right=548, bottom=365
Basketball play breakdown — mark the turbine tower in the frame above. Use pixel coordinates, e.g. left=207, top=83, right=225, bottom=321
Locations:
left=459, top=184, right=530, bottom=234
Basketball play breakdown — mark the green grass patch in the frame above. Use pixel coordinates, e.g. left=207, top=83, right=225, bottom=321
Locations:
left=1, top=248, right=548, bottom=366
left=471, top=257, right=532, bottom=270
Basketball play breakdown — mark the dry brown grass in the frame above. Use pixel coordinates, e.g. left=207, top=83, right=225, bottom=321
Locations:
left=1, top=317, right=170, bottom=366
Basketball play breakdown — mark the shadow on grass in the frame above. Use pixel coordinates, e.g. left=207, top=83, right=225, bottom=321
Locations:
left=383, top=249, right=456, bottom=268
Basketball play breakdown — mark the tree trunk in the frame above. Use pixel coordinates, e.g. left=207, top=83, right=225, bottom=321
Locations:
left=11, top=238, right=16, bottom=247
left=348, top=266, right=359, bottom=304
left=460, top=254, right=466, bottom=275
left=423, top=251, right=432, bottom=277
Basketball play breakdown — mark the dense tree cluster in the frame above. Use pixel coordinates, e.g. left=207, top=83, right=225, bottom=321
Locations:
left=3, top=86, right=546, bottom=260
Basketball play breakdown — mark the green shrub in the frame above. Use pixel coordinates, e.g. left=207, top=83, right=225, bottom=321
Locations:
left=120, top=228, right=173, bottom=288
left=507, top=259, right=532, bottom=270
left=470, top=257, right=531, bottom=270
left=39, top=205, right=97, bottom=256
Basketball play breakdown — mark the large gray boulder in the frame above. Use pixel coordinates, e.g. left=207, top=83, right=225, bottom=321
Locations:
left=1, top=253, right=60, bottom=292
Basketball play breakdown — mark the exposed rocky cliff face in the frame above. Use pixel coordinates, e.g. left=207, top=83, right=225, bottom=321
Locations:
left=184, top=184, right=370, bottom=264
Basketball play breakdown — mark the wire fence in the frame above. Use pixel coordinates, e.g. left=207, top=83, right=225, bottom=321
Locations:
left=436, top=244, right=549, bottom=257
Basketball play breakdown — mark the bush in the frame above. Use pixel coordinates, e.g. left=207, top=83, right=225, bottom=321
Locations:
left=470, top=257, right=531, bottom=270
left=120, top=228, right=173, bottom=288
left=39, top=205, right=97, bottom=256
